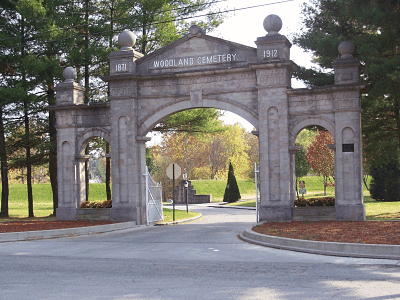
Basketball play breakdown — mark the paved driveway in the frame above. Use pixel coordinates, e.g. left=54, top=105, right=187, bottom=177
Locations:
left=0, top=205, right=399, bottom=300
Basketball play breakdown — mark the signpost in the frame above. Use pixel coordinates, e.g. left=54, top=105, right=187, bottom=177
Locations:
left=255, top=163, right=259, bottom=223
left=166, top=163, right=181, bottom=221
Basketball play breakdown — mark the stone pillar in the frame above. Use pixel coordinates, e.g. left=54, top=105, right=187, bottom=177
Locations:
left=289, top=146, right=300, bottom=205
left=105, top=30, right=145, bottom=223
left=255, top=15, right=297, bottom=222
left=55, top=67, right=85, bottom=220
left=333, top=41, right=365, bottom=221
left=75, top=155, right=89, bottom=208
left=137, top=136, right=152, bottom=225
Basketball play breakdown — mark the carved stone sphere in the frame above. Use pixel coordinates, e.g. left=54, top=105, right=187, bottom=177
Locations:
left=263, top=14, right=282, bottom=35
left=118, top=30, right=136, bottom=50
left=338, top=41, right=355, bottom=58
left=189, top=25, right=204, bottom=35
left=63, top=67, right=76, bottom=82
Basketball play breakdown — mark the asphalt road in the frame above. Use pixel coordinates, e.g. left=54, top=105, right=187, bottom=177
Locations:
left=0, top=205, right=399, bottom=300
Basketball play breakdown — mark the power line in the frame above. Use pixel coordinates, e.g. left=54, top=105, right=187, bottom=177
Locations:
left=0, top=0, right=228, bottom=32
left=0, top=0, right=294, bottom=51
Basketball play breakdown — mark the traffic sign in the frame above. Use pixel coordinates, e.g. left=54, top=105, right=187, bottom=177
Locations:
left=166, top=163, right=181, bottom=180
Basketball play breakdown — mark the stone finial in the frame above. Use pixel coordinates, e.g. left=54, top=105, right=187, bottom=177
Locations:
left=188, top=25, right=204, bottom=36
left=263, top=14, right=282, bottom=35
left=118, top=30, right=136, bottom=50
left=338, top=41, right=355, bottom=59
left=63, top=67, right=77, bottom=83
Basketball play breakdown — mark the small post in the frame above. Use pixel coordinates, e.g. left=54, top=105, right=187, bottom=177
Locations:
left=255, top=162, right=259, bottom=223
left=184, top=180, right=189, bottom=213
left=173, top=164, right=175, bottom=222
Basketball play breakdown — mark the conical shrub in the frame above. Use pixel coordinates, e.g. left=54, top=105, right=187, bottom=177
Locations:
left=223, top=162, right=241, bottom=203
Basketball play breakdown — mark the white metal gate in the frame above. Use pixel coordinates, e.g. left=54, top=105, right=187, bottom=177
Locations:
left=145, top=166, right=163, bottom=224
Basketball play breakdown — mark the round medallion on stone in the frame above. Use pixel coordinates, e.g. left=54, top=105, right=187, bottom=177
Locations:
left=118, top=30, right=136, bottom=50
left=338, top=41, right=355, bottom=58
left=263, top=14, right=282, bottom=35
left=63, top=67, right=77, bottom=82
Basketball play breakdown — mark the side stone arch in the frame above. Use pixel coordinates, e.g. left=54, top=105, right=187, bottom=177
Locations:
left=289, top=117, right=336, bottom=147
left=76, top=128, right=112, bottom=156
left=137, top=97, right=258, bottom=135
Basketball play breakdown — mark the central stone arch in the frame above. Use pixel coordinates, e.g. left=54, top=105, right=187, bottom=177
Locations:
left=53, top=15, right=366, bottom=224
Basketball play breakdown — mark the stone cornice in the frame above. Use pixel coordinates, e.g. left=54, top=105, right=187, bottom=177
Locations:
left=48, top=102, right=110, bottom=111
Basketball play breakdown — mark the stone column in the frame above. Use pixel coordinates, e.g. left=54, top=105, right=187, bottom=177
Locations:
left=136, top=136, right=152, bottom=225
left=55, top=67, right=85, bottom=220
left=289, top=146, right=300, bottom=205
left=105, top=30, right=145, bottom=223
left=254, top=15, right=297, bottom=222
left=332, top=41, right=365, bottom=221
left=75, top=155, right=89, bottom=208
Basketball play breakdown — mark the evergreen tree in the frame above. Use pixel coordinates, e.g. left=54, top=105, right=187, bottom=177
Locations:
left=370, top=161, right=400, bottom=202
left=223, top=162, right=240, bottom=203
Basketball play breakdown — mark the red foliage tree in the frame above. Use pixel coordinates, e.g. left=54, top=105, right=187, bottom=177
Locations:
left=305, top=131, right=335, bottom=195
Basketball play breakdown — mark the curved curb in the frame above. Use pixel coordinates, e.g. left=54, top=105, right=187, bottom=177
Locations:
left=155, top=213, right=203, bottom=226
left=0, top=221, right=139, bottom=243
left=240, top=228, right=400, bottom=260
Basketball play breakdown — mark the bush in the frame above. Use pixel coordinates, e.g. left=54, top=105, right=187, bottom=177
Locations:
left=80, top=200, right=112, bottom=208
left=295, top=197, right=335, bottom=207
left=370, top=161, right=400, bottom=202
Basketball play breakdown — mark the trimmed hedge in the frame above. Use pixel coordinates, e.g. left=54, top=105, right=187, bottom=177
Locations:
left=295, top=197, right=335, bottom=207
left=80, top=200, right=112, bottom=208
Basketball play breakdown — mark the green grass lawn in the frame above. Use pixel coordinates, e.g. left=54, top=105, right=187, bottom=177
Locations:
left=160, top=208, right=200, bottom=223
left=0, top=183, right=201, bottom=221
left=1, top=178, right=399, bottom=220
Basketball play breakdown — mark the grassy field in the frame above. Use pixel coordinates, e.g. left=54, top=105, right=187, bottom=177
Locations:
left=0, top=183, right=111, bottom=218
left=161, top=208, right=200, bottom=223
left=1, top=177, right=399, bottom=220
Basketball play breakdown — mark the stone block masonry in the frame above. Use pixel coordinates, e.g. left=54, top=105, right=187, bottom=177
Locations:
left=53, top=15, right=365, bottom=224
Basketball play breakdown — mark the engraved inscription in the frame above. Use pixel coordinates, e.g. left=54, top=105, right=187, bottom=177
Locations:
left=263, top=49, right=278, bottom=58
left=150, top=53, right=238, bottom=69
left=115, top=63, right=127, bottom=72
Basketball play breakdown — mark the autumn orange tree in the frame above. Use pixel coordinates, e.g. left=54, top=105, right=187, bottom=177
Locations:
left=305, top=130, right=335, bottom=195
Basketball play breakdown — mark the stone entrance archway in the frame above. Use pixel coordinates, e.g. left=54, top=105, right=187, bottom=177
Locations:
left=53, top=15, right=365, bottom=224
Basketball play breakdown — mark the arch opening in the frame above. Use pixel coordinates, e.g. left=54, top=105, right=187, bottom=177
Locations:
left=293, top=126, right=336, bottom=216
left=145, top=108, right=259, bottom=204
left=78, top=136, right=112, bottom=208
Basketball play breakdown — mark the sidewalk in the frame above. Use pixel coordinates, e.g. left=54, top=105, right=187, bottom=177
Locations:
left=0, top=221, right=140, bottom=243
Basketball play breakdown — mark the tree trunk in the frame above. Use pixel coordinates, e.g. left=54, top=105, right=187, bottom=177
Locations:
left=21, top=18, right=34, bottom=218
left=85, top=145, right=89, bottom=202
left=106, top=142, right=111, bottom=200
left=24, top=101, right=34, bottom=218
left=48, top=82, right=58, bottom=216
left=0, top=105, right=9, bottom=218
left=84, top=0, right=90, bottom=102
